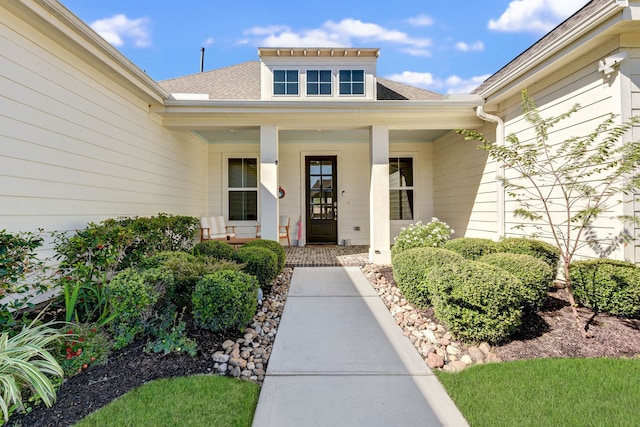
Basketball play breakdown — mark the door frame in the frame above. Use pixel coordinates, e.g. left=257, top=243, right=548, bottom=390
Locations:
left=304, top=154, right=338, bottom=244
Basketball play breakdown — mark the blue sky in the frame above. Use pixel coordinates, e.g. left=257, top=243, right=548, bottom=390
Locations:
left=60, top=0, right=589, bottom=94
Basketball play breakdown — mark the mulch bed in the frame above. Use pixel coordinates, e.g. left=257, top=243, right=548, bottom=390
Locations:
left=9, top=267, right=640, bottom=427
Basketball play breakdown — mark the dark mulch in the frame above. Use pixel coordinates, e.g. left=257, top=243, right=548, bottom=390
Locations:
left=495, top=287, right=640, bottom=360
left=9, top=316, right=227, bottom=427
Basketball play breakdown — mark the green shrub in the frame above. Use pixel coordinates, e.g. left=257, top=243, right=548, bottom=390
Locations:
left=193, top=240, right=235, bottom=261
left=444, top=238, right=497, bottom=260
left=137, top=251, right=195, bottom=270
left=243, top=240, right=286, bottom=272
left=163, top=255, right=241, bottom=309
left=569, top=259, right=640, bottom=317
left=478, top=253, right=554, bottom=312
left=496, top=237, right=560, bottom=270
left=392, top=247, right=465, bottom=308
left=391, top=218, right=454, bottom=259
left=192, top=270, right=258, bottom=333
left=234, top=246, right=278, bottom=288
left=106, top=268, right=172, bottom=349
left=427, top=261, right=526, bottom=344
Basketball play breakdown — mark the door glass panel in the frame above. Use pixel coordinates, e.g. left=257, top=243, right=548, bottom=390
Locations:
left=321, top=161, right=332, bottom=174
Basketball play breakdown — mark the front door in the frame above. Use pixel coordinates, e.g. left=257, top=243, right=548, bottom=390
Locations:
left=306, top=156, right=337, bottom=244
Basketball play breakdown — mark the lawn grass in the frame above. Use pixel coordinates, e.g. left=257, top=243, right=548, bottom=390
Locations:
left=435, top=358, right=640, bottom=427
left=75, top=375, right=260, bottom=427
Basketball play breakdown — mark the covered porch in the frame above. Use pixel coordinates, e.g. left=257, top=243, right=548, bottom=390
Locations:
left=156, top=97, right=484, bottom=264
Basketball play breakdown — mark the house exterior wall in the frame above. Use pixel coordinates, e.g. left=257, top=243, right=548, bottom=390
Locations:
left=0, top=5, right=208, bottom=237
left=433, top=125, right=499, bottom=240
left=494, top=36, right=631, bottom=260
left=205, top=130, right=436, bottom=245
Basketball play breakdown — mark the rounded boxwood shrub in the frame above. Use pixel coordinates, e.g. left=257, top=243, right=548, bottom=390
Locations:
left=427, top=261, right=526, bottom=344
left=392, top=247, right=465, bottom=308
left=478, top=252, right=554, bottom=312
left=391, top=218, right=454, bottom=259
left=243, top=239, right=286, bottom=273
left=106, top=268, right=172, bottom=349
left=234, top=246, right=278, bottom=288
left=192, top=270, right=259, bottom=333
left=162, top=255, right=241, bottom=309
left=193, top=240, right=234, bottom=261
left=569, top=259, right=640, bottom=317
left=444, top=238, right=497, bottom=260
left=496, top=237, right=560, bottom=270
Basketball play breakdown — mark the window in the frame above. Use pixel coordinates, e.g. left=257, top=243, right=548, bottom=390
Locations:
left=274, top=70, right=299, bottom=95
left=389, top=157, right=414, bottom=220
left=307, top=70, right=332, bottom=95
left=339, top=70, right=364, bottom=95
left=228, top=158, right=258, bottom=221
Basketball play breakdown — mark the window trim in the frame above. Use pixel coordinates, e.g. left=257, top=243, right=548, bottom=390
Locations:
left=389, top=154, right=417, bottom=221
left=273, top=69, right=300, bottom=96
left=338, top=69, right=365, bottom=96
left=224, top=155, right=260, bottom=223
left=306, top=69, right=333, bottom=96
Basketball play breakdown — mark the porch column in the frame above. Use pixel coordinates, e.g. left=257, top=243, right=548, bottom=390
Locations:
left=369, top=125, right=391, bottom=264
left=260, top=125, right=279, bottom=242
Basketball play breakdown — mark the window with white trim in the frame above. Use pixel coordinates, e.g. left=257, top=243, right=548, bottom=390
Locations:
left=339, top=70, right=364, bottom=95
left=307, top=70, right=332, bottom=95
left=274, top=70, right=299, bottom=95
left=228, top=158, right=258, bottom=221
left=389, top=157, right=414, bottom=220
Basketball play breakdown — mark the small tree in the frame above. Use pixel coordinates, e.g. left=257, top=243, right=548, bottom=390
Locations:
left=457, top=90, right=640, bottom=337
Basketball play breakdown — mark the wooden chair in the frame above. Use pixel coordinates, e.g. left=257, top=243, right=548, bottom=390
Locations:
left=200, top=216, right=236, bottom=241
left=279, top=215, right=291, bottom=247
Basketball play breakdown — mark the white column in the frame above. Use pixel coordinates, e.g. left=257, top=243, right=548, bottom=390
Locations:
left=369, top=125, right=391, bottom=264
left=260, top=125, right=279, bottom=242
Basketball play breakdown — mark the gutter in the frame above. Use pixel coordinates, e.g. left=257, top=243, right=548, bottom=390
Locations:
left=476, top=106, right=506, bottom=240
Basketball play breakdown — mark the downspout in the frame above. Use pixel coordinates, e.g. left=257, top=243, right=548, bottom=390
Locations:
left=476, top=106, right=506, bottom=240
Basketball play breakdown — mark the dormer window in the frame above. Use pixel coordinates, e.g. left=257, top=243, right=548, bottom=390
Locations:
left=274, top=70, right=299, bottom=95
left=339, top=70, right=365, bottom=95
left=307, top=70, right=332, bottom=95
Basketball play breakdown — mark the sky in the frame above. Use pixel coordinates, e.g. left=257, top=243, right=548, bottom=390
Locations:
left=59, top=0, right=591, bottom=94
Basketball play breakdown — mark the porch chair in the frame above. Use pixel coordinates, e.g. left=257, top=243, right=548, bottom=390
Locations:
left=279, top=215, right=291, bottom=247
left=200, top=216, right=236, bottom=241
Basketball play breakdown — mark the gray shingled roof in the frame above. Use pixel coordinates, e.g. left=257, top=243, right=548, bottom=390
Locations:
left=158, top=61, right=443, bottom=101
left=473, top=0, right=607, bottom=95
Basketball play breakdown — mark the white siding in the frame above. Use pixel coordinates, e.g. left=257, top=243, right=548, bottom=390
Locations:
left=434, top=125, right=498, bottom=240
left=0, top=6, right=208, bottom=236
left=627, top=49, right=640, bottom=263
left=496, top=41, right=628, bottom=260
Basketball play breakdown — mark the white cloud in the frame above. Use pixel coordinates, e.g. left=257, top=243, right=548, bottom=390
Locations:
left=244, top=19, right=431, bottom=51
left=385, top=71, right=436, bottom=88
left=455, top=41, right=485, bottom=52
left=90, top=14, right=151, bottom=47
left=400, top=48, right=432, bottom=57
left=444, top=74, right=491, bottom=94
left=406, top=14, right=434, bottom=27
left=488, top=0, right=588, bottom=33
left=385, top=71, right=491, bottom=94
left=202, top=37, right=214, bottom=47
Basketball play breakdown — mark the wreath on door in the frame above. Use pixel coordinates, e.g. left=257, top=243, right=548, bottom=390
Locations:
left=278, top=186, right=286, bottom=199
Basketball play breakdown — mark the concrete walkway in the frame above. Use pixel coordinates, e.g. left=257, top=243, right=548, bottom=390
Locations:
left=252, top=267, right=469, bottom=427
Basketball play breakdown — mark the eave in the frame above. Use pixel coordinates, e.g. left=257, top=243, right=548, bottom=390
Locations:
left=476, top=0, right=632, bottom=109
left=4, top=0, right=170, bottom=105
left=154, top=97, right=485, bottom=131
